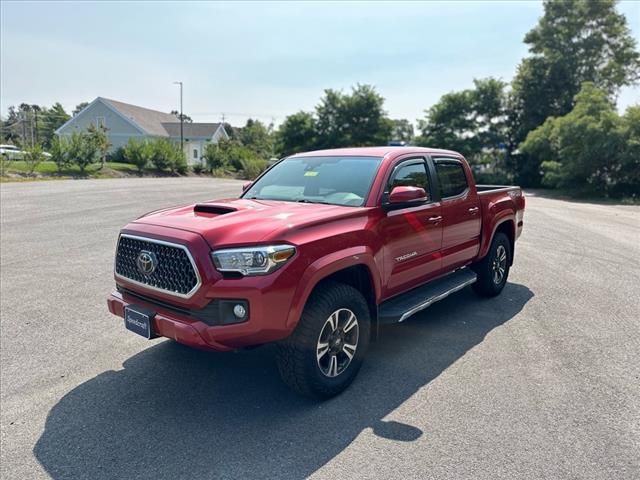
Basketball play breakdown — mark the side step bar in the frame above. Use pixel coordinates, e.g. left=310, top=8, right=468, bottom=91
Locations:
left=378, top=268, right=477, bottom=324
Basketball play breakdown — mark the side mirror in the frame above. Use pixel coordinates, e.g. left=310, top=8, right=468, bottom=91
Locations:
left=388, top=186, right=427, bottom=205
left=242, top=181, right=252, bottom=192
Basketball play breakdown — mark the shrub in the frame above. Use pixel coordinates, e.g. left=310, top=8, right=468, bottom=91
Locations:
left=107, top=146, right=126, bottom=163
left=23, top=144, right=46, bottom=175
left=192, top=163, right=205, bottom=174
left=239, top=157, right=268, bottom=179
left=50, top=136, right=70, bottom=172
left=169, top=146, right=188, bottom=174
left=0, top=153, right=10, bottom=176
left=540, top=160, right=563, bottom=189
left=75, top=134, right=100, bottom=174
left=123, top=138, right=152, bottom=173
left=65, top=132, right=85, bottom=171
left=203, top=142, right=227, bottom=170
left=86, top=124, right=110, bottom=168
left=150, top=138, right=173, bottom=171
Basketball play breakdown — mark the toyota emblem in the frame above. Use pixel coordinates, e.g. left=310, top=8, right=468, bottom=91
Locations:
left=136, top=250, right=157, bottom=275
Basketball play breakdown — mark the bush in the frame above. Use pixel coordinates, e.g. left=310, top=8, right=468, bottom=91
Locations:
left=169, top=147, right=188, bottom=174
left=49, top=136, right=70, bottom=172
left=192, top=163, right=205, bottom=174
left=203, top=142, right=227, bottom=170
left=107, top=146, right=126, bottom=163
left=75, top=134, right=100, bottom=174
left=540, top=160, right=563, bottom=188
left=150, top=138, right=173, bottom=171
left=123, top=138, right=153, bottom=173
left=0, top=153, right=10, bottom=176
left=23, top=145, right=46, bottom=175
left=239, top=157, right=268, bottom=179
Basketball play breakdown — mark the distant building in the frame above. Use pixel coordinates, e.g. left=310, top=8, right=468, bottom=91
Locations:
left=55, top=97, right=229, bottom=165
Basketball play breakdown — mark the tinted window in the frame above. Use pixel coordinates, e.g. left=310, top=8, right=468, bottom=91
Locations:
left=389, top=162, right=430, bottom=199
left=243, top=156, right=382, bottom=207
left=436, top=161, right=468, bottom=197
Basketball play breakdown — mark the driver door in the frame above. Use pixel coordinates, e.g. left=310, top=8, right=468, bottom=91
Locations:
left=379, top=158, right=443, bottom=299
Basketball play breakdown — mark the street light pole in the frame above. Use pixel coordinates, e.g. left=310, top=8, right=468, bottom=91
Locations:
left=173, top=81, right=183, bottom=154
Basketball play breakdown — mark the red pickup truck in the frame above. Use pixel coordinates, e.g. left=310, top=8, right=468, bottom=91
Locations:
left=108, top=146, right=525, bottom=398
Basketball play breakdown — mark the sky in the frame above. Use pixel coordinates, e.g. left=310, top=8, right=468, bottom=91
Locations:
left=1, top=1, right=639, bottom=127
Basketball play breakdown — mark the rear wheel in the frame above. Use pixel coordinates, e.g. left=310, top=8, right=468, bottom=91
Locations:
left=472, top=232, right=511, bottom=297
left=276, top=282, right=370, bottom=399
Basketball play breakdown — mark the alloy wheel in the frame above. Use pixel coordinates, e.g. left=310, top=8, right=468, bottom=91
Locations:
left=316, top=308, right=359, bottom=378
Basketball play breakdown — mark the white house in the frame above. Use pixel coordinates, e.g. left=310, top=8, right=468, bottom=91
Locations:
left=55, top=97, right=229, bottom=165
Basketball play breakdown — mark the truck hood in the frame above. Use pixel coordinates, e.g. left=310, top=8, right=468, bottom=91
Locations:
left=131, top=198, right=365, bottom=247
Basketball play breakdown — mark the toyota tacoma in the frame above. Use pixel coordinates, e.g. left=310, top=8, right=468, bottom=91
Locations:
left=108, top=146, right=525, bottom=398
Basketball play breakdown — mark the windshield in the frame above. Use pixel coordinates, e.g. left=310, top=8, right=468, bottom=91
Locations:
left=243, top=156, right=382, bottom=207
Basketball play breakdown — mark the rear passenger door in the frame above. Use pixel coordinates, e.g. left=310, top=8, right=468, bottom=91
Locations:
left=434, top=158, right=481, bottom=271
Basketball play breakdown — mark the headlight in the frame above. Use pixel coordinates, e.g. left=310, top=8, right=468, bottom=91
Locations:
left=211, top=245, right=296, bottom=276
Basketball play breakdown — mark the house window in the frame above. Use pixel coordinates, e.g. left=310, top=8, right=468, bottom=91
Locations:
left=193, top=149, right=198, bottom=159
left=95, top=116, right=106, bottom=128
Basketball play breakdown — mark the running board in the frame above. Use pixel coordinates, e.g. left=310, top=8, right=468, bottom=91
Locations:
left=378, top=268, right=477, bottom=324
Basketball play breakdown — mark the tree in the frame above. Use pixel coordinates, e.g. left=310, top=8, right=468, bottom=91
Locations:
left=390, top=119, right=414, bottom=144
left=238, top=118, right=274, bottom=159
left=617, top=105, right=640, bottom=196
left=86, top=124, right=110, bottom=168
left=73, top=102, right=89, bottom=116
left=64, top=133, right=85, bottom=171
left=416, top=77, right=509, bottom=169
left=23, top=144, right=45, bottom=175
left=512, top=0, right=640, bottom=185
left=315, top=84, right=393, bottom=148
left=170, top=110, right=193, bottom=123
left=276, top=111, right=317, bottom=157
left=41, top=103, right=70, bottom=148
left=520, top=83, right=634, bottom=196
left=75, top=133, right=100, bottom=174
left=203, top=142, right=228, bottom=170
left=203, top=139, right=262, bottom=173
left=49, top=135, right=70, bottom=172
left=123, top=138, right=153, bottom=173
left=148, top=138, right=185, bottom=173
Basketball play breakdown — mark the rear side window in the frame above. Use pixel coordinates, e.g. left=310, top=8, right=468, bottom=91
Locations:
left=436, top=161, right=468, bottom=198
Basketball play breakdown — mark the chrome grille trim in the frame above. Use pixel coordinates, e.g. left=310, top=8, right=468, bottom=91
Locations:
left=114, top=234, right=202, bottom=299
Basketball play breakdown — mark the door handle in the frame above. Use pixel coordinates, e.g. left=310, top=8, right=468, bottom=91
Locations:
left=427, top=216, right=443, bottom=224
left=468, top=207, right=480, bottom=214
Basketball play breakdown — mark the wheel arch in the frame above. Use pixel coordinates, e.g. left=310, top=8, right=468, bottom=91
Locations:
left=479, top=214, right=516, bottom=265
left=286, top=249, right=381, bottom=340
left=493, top=220, right=515, bottom=265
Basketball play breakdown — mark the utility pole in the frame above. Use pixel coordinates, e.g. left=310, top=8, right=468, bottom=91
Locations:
left=173, top=81, right=183, bottom=154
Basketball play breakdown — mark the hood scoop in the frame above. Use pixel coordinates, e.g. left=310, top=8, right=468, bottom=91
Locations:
left=193, top=203, right=238, bottom=215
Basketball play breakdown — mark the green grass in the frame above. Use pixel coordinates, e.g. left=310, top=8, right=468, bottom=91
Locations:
left=4, top=160, right=140, bottom=175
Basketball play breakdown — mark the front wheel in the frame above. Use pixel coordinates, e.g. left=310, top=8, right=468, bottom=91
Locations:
left=472, top=232, right=511, bottom=297
left=276, top=282, right=370, bottom=399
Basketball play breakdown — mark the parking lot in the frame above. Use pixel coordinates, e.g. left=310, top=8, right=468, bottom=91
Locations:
left=1, top=178, right=639, bottom=479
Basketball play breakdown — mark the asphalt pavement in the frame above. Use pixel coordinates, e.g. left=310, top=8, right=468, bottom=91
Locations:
left=1, top=178, right=638, bottom=479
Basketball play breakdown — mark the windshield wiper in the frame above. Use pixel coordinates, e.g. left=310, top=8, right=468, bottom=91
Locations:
left=296, top=199, right=333, bottom=205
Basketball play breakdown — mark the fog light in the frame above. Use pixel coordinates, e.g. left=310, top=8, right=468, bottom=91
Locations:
left=233, top=304, right=247, bottom=319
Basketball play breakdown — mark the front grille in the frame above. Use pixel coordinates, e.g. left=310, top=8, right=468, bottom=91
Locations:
left=115, top=235, right=199, bottom=297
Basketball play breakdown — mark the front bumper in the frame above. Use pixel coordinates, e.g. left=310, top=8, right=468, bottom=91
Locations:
left=109, top=225, right=307, bottom=351
left=108, top=286, right=295, bottom=351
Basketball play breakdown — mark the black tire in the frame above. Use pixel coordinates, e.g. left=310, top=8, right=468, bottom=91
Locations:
left=276, top=282, right=370, bottom=399
left=472, top=232, right=511, bottom=297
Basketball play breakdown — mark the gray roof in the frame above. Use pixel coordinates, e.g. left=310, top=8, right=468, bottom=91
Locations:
left=161, top=122, right=222, bottom=138
left=101, top=97, right=178, bottom=136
